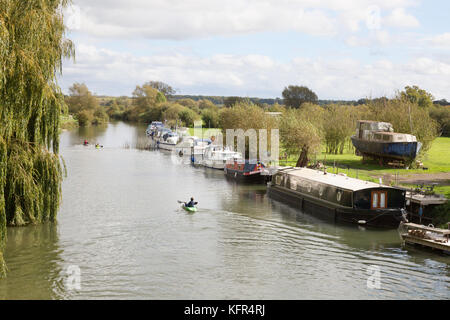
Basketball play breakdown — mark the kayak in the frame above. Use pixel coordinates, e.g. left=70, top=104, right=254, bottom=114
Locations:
left=182, top=204, right=197, bottom=213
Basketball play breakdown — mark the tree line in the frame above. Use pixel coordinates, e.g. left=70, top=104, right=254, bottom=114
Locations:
left=65, top=82, right=445, bottom=170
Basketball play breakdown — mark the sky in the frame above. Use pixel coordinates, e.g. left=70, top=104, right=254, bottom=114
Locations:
left=61, top=0, right=450, bottom=100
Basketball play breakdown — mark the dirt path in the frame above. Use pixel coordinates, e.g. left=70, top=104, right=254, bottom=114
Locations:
left=377, top=172, right=450, bottom=185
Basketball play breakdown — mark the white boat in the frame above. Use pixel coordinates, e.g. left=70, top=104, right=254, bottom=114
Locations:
left=158, top=131, right=180, bottom=151
left=146, top=121, right=164, bottom=137
left=175, top=136, right=199, bottom=156
left=197, top=145, right=243, bottom=170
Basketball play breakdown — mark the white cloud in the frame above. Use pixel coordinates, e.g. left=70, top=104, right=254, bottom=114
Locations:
left=68, top=0, right=419, bottom=39
left=384, top=8, right=420, bottom=28
left=61, top=44, right=450, bottom=100
left=426, top=32, right=450, bottom=48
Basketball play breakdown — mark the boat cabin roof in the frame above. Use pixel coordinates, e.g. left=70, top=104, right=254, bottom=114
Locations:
left=276, top=167, right=396, bottom=192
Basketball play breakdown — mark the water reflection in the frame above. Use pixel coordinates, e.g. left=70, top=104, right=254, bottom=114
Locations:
left=0, top=223, right=65, bottom=300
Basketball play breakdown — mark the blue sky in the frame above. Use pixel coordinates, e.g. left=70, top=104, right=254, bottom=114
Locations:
left=61, top=0, right=450, bottom=100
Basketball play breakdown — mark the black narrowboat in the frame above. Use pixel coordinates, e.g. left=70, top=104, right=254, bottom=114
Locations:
left=268, top=167, right=408, bottom=228
left=224, top=160, right=268, bottom=184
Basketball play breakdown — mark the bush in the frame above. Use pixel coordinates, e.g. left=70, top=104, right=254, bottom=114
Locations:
left=76, top=110, right=94, bottom=127
left=201, top=109, right=220, bottom=128
left=430, top=202, right=450, bottom=228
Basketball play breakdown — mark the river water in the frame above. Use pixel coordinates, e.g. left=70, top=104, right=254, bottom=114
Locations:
left=0, top=121, right=449, bottom=300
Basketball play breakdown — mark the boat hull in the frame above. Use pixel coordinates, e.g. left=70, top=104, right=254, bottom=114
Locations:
left=225, top=168, right=267, bottom=184
left=268, top=184, right=405, bottom=228
left=351, top=136, right=420, bottom=161
left=158, top=142, right=176, bottom=151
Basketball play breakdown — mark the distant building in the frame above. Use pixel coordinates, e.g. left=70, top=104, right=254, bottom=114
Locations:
left=265, top=112, right=283, bottom=117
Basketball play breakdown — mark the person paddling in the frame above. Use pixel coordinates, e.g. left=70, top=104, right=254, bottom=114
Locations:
left=185, top=197, right=198, bottom=208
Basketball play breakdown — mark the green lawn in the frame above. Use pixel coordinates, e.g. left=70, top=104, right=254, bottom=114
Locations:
left=280, top=137, right=450, bottom=174
left=188, top=127, right=222, bottom=138
left=280, top=137, right=450, bottom=198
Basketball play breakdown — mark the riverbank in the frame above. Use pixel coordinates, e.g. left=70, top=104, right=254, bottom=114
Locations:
left=280, top=137, right=450, bottom=198
left=60, top=115, right=78, bottom=131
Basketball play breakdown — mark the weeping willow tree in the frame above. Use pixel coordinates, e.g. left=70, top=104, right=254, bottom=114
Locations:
left=0, top=0, right=74, bottom=277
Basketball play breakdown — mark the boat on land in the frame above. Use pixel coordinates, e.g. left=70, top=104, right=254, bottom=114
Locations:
left=225, top=160, right=269, bottom=184
left=197, top=145, right=243, bottom=170
left=351, top=120, right=422, bottom=166
left=268, top=167, right=408, bottom=228
left=399, top=222, right=450, bottom=254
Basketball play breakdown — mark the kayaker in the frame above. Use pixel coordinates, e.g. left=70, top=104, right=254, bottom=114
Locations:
left=185, top=197, right=197, bottom=208
left=83, top=139, right=89, bottom=146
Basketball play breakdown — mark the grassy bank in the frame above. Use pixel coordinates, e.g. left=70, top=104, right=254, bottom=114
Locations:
left=187, top=127, right=222, bottom=138
left=60, top=114, right=78, bottom=130
left=280, top=137, right=450, bottom=198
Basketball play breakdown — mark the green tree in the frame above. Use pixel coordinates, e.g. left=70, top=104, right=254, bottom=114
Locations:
left=219, top=102, right=278, bottom=159
left=323, top=105, right=356, bottom=154
left=223, top=96, right=245, bottom=108
left=145, top=81, right=175, bottom=97
left=198, top=99, right=217, bottom=110
left=0, top=0, right=74, bottom=277
left=282, top=85, right=318, bottom=109
left=429, top=105, right=450, bottom=137
left=66, top=83, right=99, bottom=114
left=179, top=108, right=198, bottom=127
left=202, top=109, right=220, bottom=128
left=280, top=108, right=322, bottom=167
left=66, top=83, right=109, bottom=126
left=401, top=85, right=434, bottom=109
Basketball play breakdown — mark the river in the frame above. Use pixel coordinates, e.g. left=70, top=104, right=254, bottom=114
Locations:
left=0, top=121, right=449, bottom=299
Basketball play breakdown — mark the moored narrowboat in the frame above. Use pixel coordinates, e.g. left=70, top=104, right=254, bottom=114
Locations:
left=268, top=167, right=408, bottom=228
left=224, top=160, right=268, bottom=184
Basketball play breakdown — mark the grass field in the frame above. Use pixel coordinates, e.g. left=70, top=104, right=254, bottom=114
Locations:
left=188, top=127, right=222, bottom=138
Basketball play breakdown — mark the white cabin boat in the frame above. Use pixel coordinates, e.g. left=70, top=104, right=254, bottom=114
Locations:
left=158, top=131, right=180, bottom=151
left=197, top=145, right=243, bottom=170
left=175, top=136, right=199, bottom=156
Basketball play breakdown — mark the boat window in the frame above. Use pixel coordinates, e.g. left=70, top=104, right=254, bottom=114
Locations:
left=275, top=175, right=281, bottom=185
left=337, top=191, right=342, bottom=202
left=382, top=135, right=391, bottom=141
left=372, top=193, right=378, bottom=208
left=380, top=193, right=386, bottom=208
left=371, top=191, right=387, bottom=209
left=318, top=185, right=324, bottom=197
left=290, top=178, right=297, bottom=190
